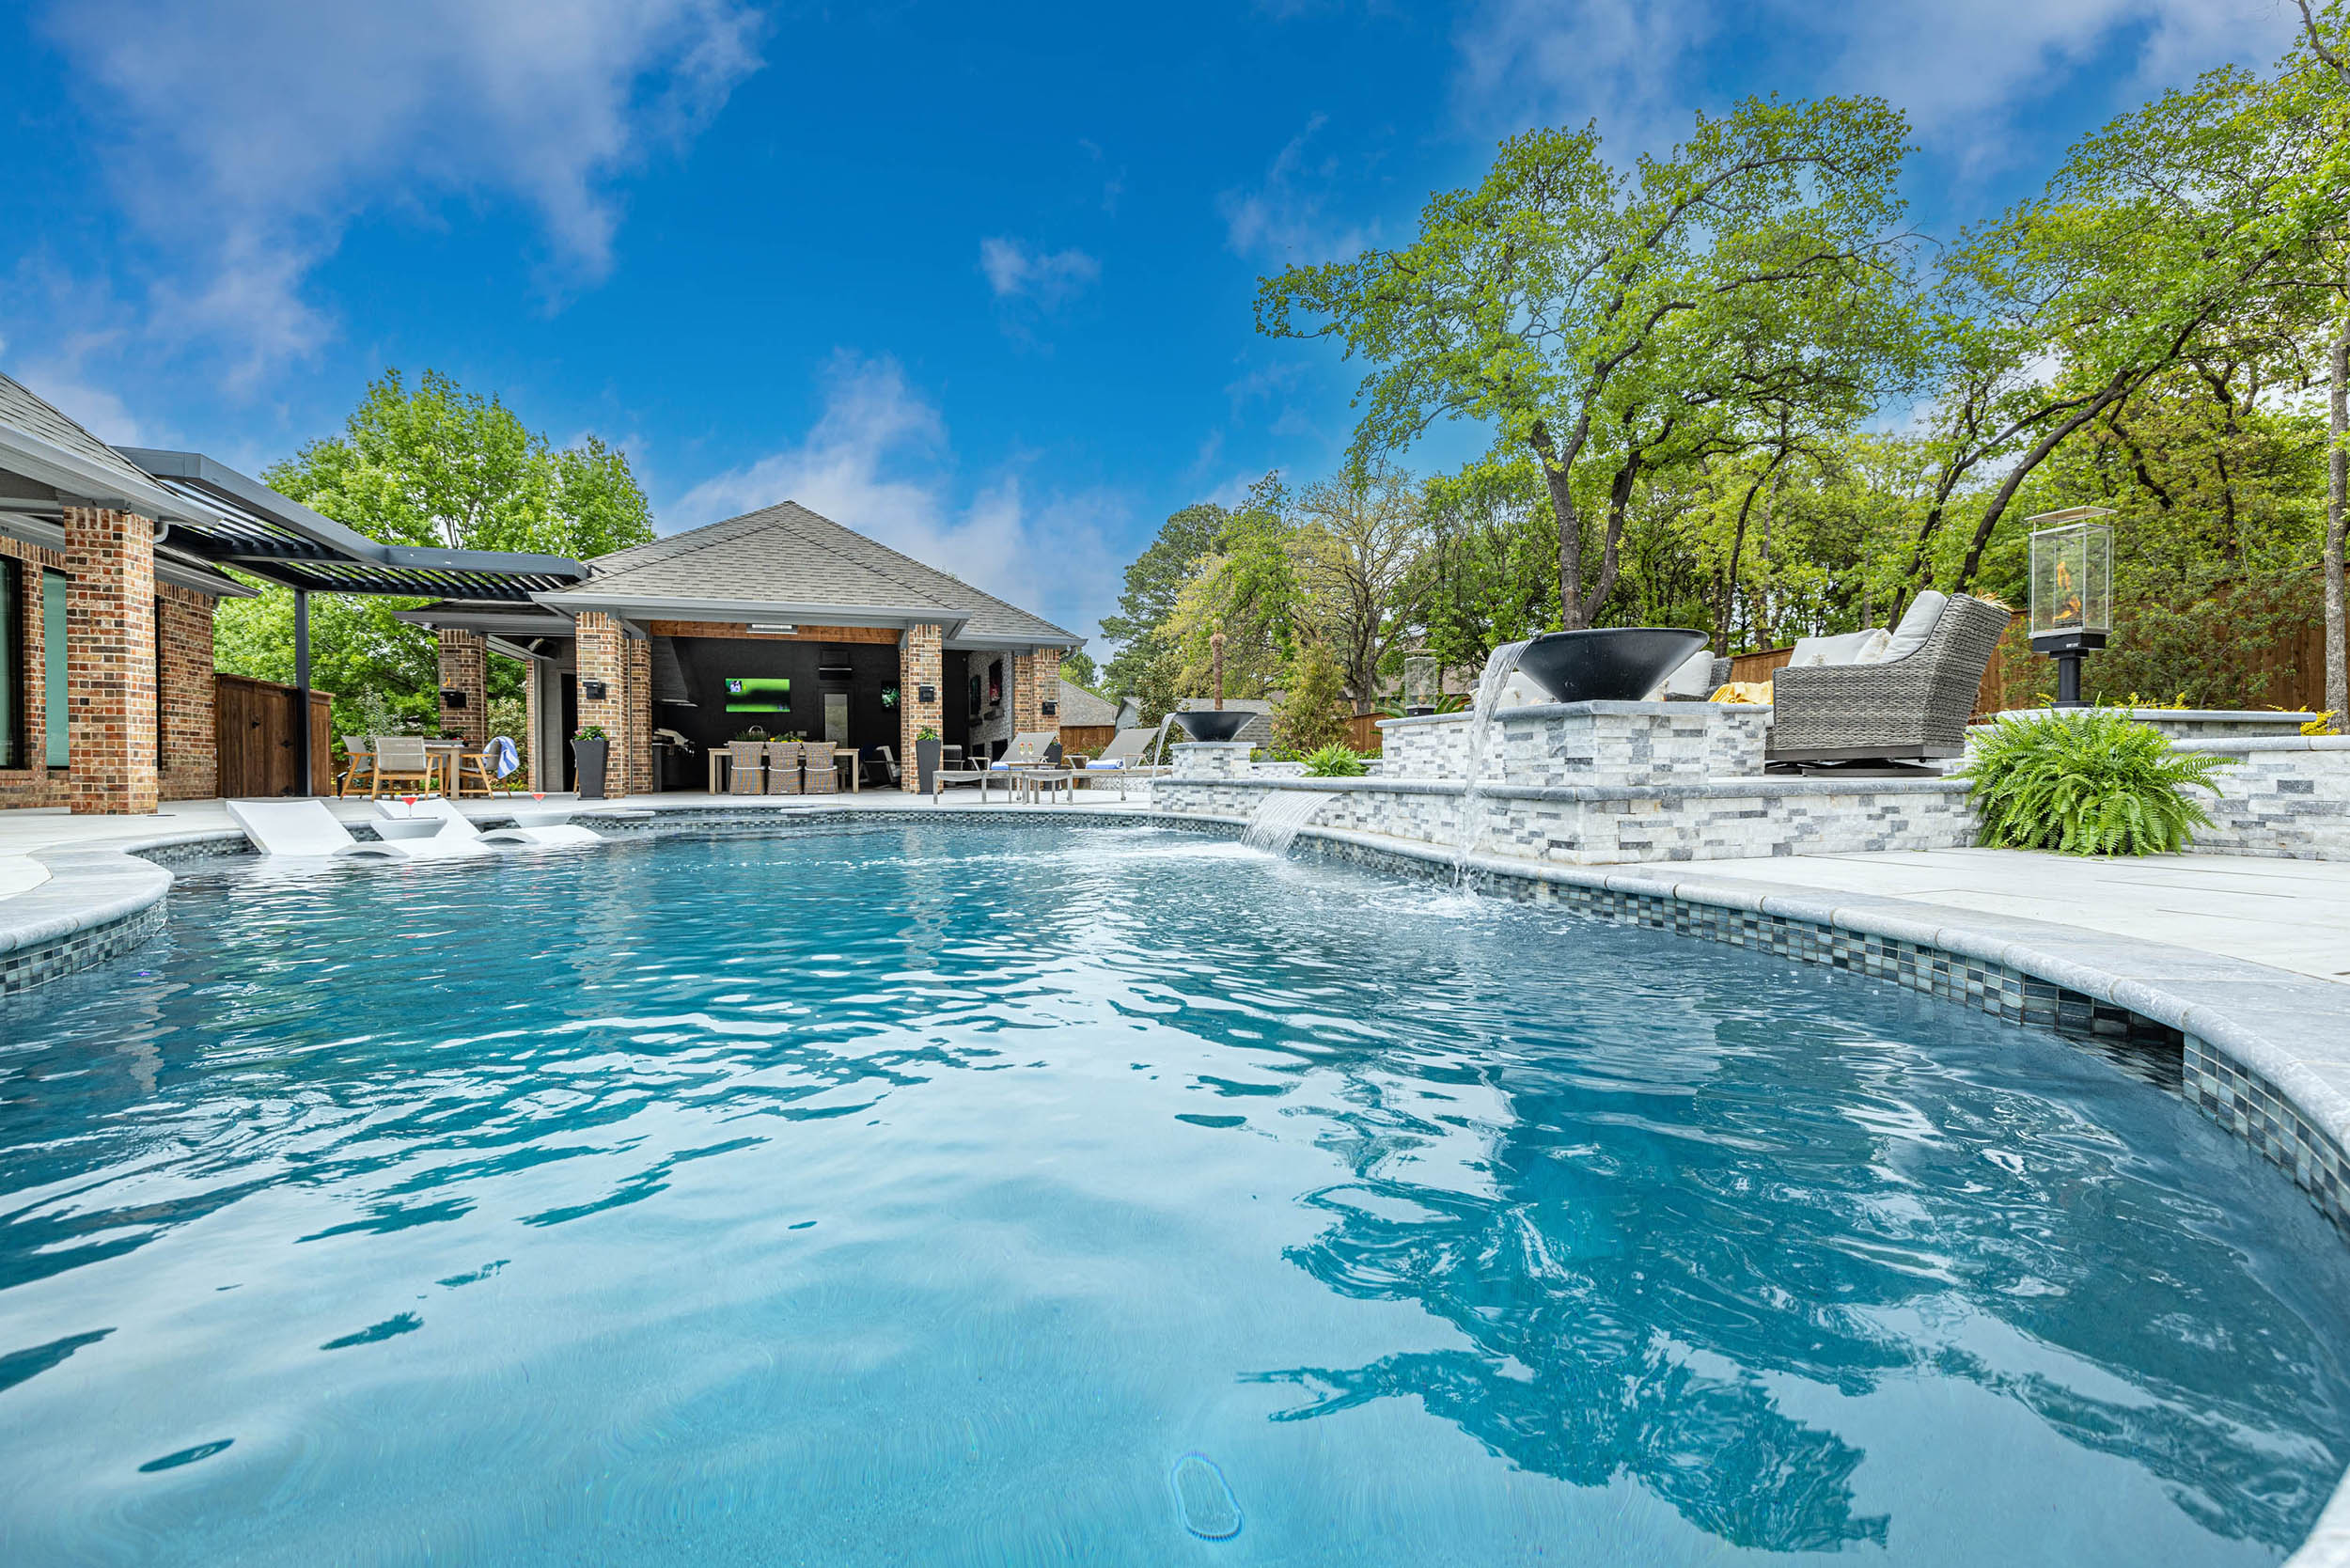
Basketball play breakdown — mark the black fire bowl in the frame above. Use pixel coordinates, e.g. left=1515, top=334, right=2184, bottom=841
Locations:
left=1170, top=709, right=1254, bottom=742
left=1512, top=628, right=1708, bottom=704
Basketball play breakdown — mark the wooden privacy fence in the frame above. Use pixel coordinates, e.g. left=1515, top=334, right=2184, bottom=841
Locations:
left=1057, top=723, right=1118, bottom=759
left=216, top=673, right=335, bottom=797
left=1345, top=713, right=1384, bottom=753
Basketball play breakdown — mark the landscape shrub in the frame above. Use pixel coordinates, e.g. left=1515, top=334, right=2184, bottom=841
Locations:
left=1956, top=709, right=2235, bottom=855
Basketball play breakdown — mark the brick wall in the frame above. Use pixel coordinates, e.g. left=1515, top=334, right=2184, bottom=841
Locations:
left=156, top=585, right=217, bottom=800
left=1013, top=646, right=1059, bottom=742
left=437, top=629, right=488, bottom=750
left=574, top=611, right=627, bottom=796
left=65, top=506, right=159, bottom=815
left=0, top=533, right=68, bottom=808
left=900, top=623, right=943, bottom=783
left=625, top=634, right=652, bottom=793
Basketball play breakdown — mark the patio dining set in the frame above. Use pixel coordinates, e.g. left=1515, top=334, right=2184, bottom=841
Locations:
left=336, top=734, right=519, bottom=799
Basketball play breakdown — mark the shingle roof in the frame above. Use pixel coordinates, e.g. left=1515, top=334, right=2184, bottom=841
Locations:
left=1056, top=679, right=1118, bottom=727
left=579, top=501, right=1080, bottom=645
left=0, top=374, right=167, bottom=498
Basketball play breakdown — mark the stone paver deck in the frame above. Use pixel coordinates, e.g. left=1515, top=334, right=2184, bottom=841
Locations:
left=1689, top=848, right=2350, bottom=984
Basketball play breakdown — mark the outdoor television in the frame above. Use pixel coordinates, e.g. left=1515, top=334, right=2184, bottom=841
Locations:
left=724, top=677, right=792, bottom=713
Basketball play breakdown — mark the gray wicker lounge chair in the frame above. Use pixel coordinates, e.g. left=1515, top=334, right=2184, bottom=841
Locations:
left=803, top=744, right=840, bottom=794
left=1765, top=594, right=2010, bottom=769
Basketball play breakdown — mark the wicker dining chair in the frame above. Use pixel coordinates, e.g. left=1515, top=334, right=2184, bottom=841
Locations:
left=802, top=744, right=840, bottom=795
left=764, top=741, right=805, bottom=795
left=726, top=740, right=765, bottom=795
left=1765, top=594, right=2011, bottom=767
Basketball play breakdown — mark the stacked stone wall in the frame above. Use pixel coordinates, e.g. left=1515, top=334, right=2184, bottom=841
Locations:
left=2178, top=737, right=2350, bottom=859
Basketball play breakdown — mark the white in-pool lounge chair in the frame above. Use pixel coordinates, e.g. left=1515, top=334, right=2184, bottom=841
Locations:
left=379, top=796, right=602, bottom=849
left=226, top=799, right=492, bottom=861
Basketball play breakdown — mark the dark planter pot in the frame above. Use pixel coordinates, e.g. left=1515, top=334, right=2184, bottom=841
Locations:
left=1512, top=628, right=1708, bottom=704
left=1171, top=709, right=1253, bottom=742
left=571, top=737, right=608, bottom=800
left=916, top=737, right=942, bottom=795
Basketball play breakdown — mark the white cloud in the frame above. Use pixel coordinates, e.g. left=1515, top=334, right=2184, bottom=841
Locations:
left=1218, top=114, right=1377, bottom=262
left=666, top=353, right=1126, bottom=644
left=978, top=237, right=1102, bottom=307
left=1452, top=0, right=2297, bottom=160
left=38, top=0, right=764, bottom=377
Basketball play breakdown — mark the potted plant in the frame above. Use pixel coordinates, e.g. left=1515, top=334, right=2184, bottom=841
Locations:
left=572, top=725, right=609, bottom=799
left=916, top=726, right=942, bottom=794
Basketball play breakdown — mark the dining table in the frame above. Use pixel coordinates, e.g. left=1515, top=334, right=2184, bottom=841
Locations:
left=707, top=745, right=862, bottom=793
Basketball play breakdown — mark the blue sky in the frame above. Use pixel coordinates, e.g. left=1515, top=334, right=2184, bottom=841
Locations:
left=0, top=0, right=2302, bottom=648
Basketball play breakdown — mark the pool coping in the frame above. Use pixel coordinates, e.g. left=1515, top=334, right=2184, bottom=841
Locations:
left=6, top=802, right=2350, bottom=1562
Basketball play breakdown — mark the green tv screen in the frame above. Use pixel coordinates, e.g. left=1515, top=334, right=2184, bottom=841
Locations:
left=724, top=677, right=791, bottom=713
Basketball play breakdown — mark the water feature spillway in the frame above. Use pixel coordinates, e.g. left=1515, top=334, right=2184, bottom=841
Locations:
left=1241, top=790, right=1339, bottom=856
left=1453, top=640, right=1530, bottom=886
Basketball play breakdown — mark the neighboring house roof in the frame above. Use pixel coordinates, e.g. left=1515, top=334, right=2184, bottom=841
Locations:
left=1056, top=679, right=1118, bottom=727
left=554, top=501, right=1080, bottom=648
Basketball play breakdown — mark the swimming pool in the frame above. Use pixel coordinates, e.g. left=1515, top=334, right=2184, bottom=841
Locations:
left=4, top=822, right=2348, bottom=1564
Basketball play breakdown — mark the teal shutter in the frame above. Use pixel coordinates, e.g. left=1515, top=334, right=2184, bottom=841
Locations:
left=42, top=570, right=67, bottom=767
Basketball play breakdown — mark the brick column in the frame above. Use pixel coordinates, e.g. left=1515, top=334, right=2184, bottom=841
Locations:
left=1013, top=646, right=1060, bottom=739
left=574, top=611, right=628, bottom=797
left=624, top=634, right=653, bottom=793
left=156, top=586, right=217, bottom=800
left=63, top=506, right=159, bottom=814
left=899, top=623, right=943, bottom=787
left=437, top=629, right=488, bottom=749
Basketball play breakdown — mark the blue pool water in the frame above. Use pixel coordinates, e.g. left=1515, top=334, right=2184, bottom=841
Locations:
left=4, top=823, right=2350, bottom=1565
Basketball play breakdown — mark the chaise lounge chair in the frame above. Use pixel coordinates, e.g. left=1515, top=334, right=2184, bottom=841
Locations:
left=1071, top=727, right=1174, bottom=800
left=226, top=799, right=494, bottom=861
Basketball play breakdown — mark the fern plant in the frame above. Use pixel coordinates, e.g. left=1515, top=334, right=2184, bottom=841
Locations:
left=1302, top=744, right=1367, bottom=777
left=1956, top=709, right=2235, bottom=856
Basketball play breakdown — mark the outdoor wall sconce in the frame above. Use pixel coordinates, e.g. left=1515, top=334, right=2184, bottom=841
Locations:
left=439, top=687, right=467, bottom=709
left=2028, top=507, right=2115, bottom=709
left=1042, top=699, right=1058, bottom=717
left=916, top=684, right=937, bottom=703
left=580, top=679, right=609, bottom=701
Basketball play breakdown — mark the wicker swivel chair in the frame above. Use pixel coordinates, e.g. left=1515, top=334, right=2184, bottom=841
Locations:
left=1765, top=594, right=2010, bottom=769
left=765, top=741, right=805, bottom=795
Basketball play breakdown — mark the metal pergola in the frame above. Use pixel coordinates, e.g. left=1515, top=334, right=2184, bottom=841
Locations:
left=115, top=450, right=590, bottom=790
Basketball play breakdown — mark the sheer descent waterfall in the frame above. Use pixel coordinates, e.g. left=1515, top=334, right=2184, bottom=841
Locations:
left=1242, top=790, right=1340, bottom=857
left=1453, top=641, right=1530, bottom=886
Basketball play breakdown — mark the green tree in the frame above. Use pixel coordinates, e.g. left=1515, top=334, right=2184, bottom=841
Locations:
left=215, top=368, right=655, bottom=740
left=1274, top=641, right=1351, bottom=753
left=1292, top=460, right=1427, bottom=713
left=1099, top=501, right=1226, bottom=715
left=1059, top=649, right=1099, bottom=688
left=1258, top=97, right=1917, bottom=629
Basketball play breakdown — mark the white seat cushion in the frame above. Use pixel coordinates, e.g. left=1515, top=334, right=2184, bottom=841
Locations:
left=1877, top=590, right=1947, bottom=664
left=1788, top=628, right=1888, bottom=668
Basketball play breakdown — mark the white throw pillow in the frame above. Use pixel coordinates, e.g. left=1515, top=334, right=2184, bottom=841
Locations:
left=1878, top=590, right=1947, bottom=664
left=1844, top=628, right=1896, bottom=666
left=1787, top=629, right=1886, bottom=668
left=1649, top=646, right=1718, bottom=698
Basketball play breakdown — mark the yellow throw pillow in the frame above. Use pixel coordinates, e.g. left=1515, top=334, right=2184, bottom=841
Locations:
left=1709, top=681, right=1774, bottom=705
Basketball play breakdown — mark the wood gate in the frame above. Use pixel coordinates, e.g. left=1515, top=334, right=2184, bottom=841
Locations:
left=215, top=673, right=336, bottom=797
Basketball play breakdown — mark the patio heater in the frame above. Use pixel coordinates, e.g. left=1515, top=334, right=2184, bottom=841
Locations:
left=1402, top=653, right=1437, bottom=716
left=2027, top=507, right=2114, bottom=709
